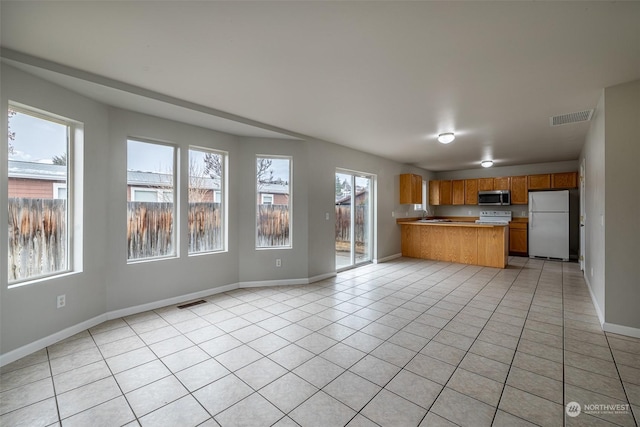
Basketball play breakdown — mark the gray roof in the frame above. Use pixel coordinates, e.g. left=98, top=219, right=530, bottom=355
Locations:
left=8, top=160, right=219, bottom=189
left=8, top=160, right=66, bottom=181
left=258, top=182, right=289, bottom=194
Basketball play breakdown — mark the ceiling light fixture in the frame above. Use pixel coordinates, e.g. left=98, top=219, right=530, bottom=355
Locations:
left=437, top=132, right=455, bottom=144
left=481, top=160, right=494, bottom=168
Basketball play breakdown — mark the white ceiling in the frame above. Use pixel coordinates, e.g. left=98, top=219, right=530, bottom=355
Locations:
left=1, top=1, right=639, bottom=171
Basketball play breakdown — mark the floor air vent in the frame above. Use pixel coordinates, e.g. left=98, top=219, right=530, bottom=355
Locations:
left=177, top=300, right=207, bottom=309
left=550, top=109, right=594, bottom=126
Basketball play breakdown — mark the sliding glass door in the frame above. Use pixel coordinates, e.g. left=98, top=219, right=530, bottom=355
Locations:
left=335, top=170, right=373, bottom=270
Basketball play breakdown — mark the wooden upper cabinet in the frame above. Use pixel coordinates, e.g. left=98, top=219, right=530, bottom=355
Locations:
left=528, top=174, right=551, bottom=190
left=452, top=180, right=465, bottom=205
left=400, top=173, right=422, bottom=204
left=510, top=176, right=528, bottom=204
left=493, top=177, right=511, bottom=190
left=429, top=180, right=440, bottom=205
left=465, top=179, right=478, bottom=205
left=478, top=178, right=494, bottom=191
left=413, top=174, right=423, bottom=203
left=439, top=180, right=453, bottom=205
left=552, top=172, right=578, bottom=189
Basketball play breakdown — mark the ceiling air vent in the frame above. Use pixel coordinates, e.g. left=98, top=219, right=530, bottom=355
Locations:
left=550, top=109, right=594, bottom=126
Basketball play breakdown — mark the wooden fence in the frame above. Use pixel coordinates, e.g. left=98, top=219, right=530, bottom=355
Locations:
left=257, top=204, right=290, bottom=247
left=188, top=202, right=222, bottom=253
left=8, top=198, right=67, bottom=281
left=335, top=205, right=367, bottom=245
left=127, top=202, right=224, bottom=259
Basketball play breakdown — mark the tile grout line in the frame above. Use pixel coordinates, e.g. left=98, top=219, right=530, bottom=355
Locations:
left=45, top=347, right=63, bottom=426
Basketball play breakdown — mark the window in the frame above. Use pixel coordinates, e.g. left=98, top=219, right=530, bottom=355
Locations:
left=130, top=187, right=173, bottom=202
left=188, top=147, right=226, bottom=254
left=256, top=156, right=291, bottom=248
left=7, top=105, right=76, bottom=283
left=127, top=140, right=176, bottom=261
left=53, top=183, right=67, bottom=200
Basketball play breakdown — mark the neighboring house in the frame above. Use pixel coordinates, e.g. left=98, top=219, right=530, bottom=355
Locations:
left=257, top=181, right=289, bottom=205
left=8, top=160, right=221, bottom=202
left=335, top=188, right=368, bottom=206
left=8, top=161, right=67, bottom=199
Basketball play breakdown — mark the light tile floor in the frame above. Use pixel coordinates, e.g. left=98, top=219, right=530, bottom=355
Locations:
left=1, top=257, right=639, bottom=427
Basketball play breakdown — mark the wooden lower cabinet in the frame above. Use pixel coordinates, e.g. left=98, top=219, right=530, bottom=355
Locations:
left=509, top=221, right=528, bottom=255
left=477, top=227, right=509, bottom=268
left=402, top=223, right=508, bottom=268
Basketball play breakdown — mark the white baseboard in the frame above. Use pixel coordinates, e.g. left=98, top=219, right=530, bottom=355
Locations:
left=373, top=253, right=402, bottom=264
left=603, top=322, right=640, bottom=339
left=583, top=274, right=605, bottom=327
left=238, top=278, right=308, bottom=288
left=106, top=282, right=240, bottom=320
left=308, top=272, right=337, bottom=283
left=0, top=314, right=107, bottom=367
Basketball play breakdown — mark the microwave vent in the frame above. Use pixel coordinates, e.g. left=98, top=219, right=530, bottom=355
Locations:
left=550, top=109, right=594, bottom=126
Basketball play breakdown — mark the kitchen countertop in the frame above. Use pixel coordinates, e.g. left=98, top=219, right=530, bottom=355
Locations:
left=401, top=220, right=508, bottom=227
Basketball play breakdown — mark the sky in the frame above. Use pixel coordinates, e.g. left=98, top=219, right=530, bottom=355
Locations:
left=8, top=111, right=67, bottom=163
left=9, top=110, right=290, bottom=180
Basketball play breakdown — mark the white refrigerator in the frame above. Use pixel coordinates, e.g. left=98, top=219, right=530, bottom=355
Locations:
left=528, top=190, right=569, bottom=261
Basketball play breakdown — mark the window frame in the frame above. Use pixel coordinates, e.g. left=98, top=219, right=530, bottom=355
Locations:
left=7, top=103, right=78, bottom=287
left=53, top=182, right=68, bottom=200
left=255, top=154, right=292, bottom=250
left=187, top=146, right=227, bottom=256
left=126, top=138, right=178, bottom=263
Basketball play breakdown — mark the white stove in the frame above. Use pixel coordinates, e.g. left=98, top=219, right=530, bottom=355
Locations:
left=475, top=210, right=512, bottom=224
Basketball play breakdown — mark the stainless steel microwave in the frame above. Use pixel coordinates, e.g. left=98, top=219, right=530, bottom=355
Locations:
left=478, top=190, right=511, bottom=206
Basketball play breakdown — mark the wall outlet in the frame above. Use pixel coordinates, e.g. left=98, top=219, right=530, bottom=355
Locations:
left=325, top=212, right=330, bottom=220
left=391, top=211, right=395, bottom=218
left=276, top=259, right=282, bottom=267
left=57, top=294, right=66, bottom=308
left=468, top=210, right=472, bottom=215
left=522, top=211, right=527, bottom=217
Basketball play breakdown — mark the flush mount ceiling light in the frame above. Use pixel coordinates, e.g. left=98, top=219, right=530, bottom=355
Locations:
left=481, top=160, right=494, bottom=168
left=437, top=132, right=455, bottom=144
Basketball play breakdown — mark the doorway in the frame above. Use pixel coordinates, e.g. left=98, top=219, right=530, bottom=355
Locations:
left=580, top=159, right=586, bottom=271
left=335, top=170, right=374, bottom=270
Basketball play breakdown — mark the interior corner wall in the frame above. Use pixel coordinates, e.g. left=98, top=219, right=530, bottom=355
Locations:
left=105, top=108, right=241, bottom=312
left=603, top=79, right=640, bottom=331
left=580, top=91, right=606, bottom=321
left=1, top=64, right=110, bottom=354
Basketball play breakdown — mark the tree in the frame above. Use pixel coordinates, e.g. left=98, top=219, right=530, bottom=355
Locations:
left=203, top=152, right=222, bottom=180
left=189, top=157, right=213, bottom=203
left=256, top=158, right=273, bottom=191
left=335, top=175, right=342, bottom=197
left=52, top=153, right=67, bottom=165
left=8, top=109, right=16, bottom=155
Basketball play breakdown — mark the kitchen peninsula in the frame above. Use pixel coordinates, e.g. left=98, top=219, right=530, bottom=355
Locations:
left=399, top=220, right=509, bottom=268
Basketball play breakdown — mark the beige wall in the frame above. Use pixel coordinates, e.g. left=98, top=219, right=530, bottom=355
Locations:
left=580, top=92, right=606, bottom=320
left=581, top=79, right=640, bottom=334
left=603, top=80, right=640, bottom=332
